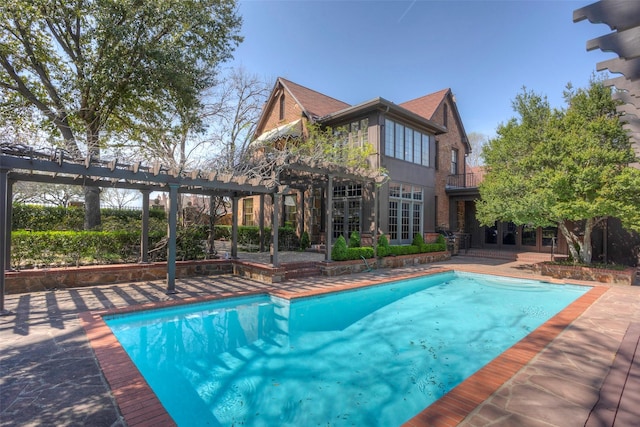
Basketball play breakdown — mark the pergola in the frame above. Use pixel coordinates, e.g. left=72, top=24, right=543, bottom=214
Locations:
left=0, top=143, right=382, bottom=313
left=574, top=0, right=640, bottom=150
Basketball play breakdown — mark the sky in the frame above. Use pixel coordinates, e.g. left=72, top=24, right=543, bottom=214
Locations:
left=229, top=0, right=617, bottom=138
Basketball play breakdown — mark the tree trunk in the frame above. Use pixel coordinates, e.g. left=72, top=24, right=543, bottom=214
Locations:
left=84, top=126, right=102, bottom=229
left=582, top=218, right=594, bottom=264
left=558, top=221, right=580, bottom=262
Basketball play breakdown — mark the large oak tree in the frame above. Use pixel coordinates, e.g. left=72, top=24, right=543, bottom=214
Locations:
left=0, top=0, right=242, bottom=228
left=477, top=80, right=640, bottom=264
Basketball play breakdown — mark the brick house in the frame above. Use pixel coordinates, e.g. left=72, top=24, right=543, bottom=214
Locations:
left=242, top=77, right=471, bottom=247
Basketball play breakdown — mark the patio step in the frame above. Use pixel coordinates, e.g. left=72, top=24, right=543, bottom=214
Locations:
left=462, top=249, right=554, bottom=263
left=282, top=262, right=322, bottom=280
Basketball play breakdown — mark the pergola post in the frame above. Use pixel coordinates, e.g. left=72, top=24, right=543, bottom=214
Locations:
left=140, top=189, right=150, bottom=263
left=299, top=189, right=305, bottom=238
left=259, top=194, right=265, bottom=252
left=325, top=174, right=333, bottom=262
left=272, top=192, right=280, bottom=267
left=208, top=194, right=216, bottom=258
left=4, top=178, right=13, bottom=270
left=0, top=168, right=9, bottom=314
left=231, top=195, right=239, bottom=259
left=166, top=183, right=179, bottom=294
left=373, top=181, right=379, bottom=258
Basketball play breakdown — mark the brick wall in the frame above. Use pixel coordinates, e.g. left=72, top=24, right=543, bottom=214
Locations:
left=432, top=95, right=468, bottom=231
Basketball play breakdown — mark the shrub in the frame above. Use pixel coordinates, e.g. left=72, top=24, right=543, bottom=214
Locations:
left=349, top=231, right=361, bottom=248
left=377, top=234, right=389, bottom=257
left=412, top=233, right=425, bottom=247
left=10, top=230, right=142, bottom=268
left=346, top=246, right=374, bottom=260
left=331, top=235, right=348, bottom=261
left=300, top=231, right=310, bottom=251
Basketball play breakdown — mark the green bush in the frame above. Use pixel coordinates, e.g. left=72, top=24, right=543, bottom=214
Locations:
left=177, top=225, right=208, bottom=260
left=377, top=234, right=390, bottom=257
left=345, top=246, right=374, bottom=260
left=375, top=233, right=446, bottom=258
left=331, top=235, right=348, bottom=261
left=349, top=231, right=361, bottom=248
left=300, top=231, right=310, bottom=251
left=11, top=204, right=166, bottom=231
left=10, top=230, right=141, bottom=268
left=412, top=233, right=425, bottom=247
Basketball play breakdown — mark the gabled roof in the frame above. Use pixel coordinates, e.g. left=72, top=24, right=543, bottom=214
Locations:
left=279, top=78, right=350, bottom=119
left=399, top=88, right=450, bottom=120
left=401, top=88, right=472, bottom=153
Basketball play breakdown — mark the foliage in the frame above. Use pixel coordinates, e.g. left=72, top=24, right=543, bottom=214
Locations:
left=349, top=231, right=361, bottom=248
left=1, top=0, right=243, bottom=228
left=300, top=231, right=311, bottom=251
left=331, top=235, right=348, bottom=261
left=477, top=80, right=640, bottom=264
left=177, top=226, right=208, bottom=261
left=10, top=230, right=145, bottom=269
left=344, top=247, right=374, bottom=261
left=374, top=233, right=445, bottom=258
left=377, top=234, right=390, bottom=257
left=12, top=204, right=165, bottom=231
left=212, top=225, right=299, bottom=250
left=412, top=233, right=425, bottom=247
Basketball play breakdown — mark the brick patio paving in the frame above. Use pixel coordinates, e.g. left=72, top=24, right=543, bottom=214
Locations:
left=1, top=256, right=638, bottom=426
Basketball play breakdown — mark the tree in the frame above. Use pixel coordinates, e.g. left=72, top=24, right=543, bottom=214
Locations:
left=477, top=81, right=640, bottom=264
left=0, top=0, right=242, bottom=228
left=466, top=131, right=488, bottom=167
left=13, top=181, right=83, bottom=207
left=101, top=188, right=139, bottom=210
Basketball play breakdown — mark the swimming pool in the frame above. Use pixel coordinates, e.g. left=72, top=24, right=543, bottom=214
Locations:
left=105, top=271, right=589, bottom=426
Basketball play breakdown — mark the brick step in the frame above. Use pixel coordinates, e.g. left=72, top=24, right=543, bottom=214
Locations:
left=463, top=249, right=554, bottom=263
left=284, top=267, right=322, bottom=280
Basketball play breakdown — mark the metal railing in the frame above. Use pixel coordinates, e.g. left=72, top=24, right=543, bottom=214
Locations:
left=446, top=173, right=482, bottom=188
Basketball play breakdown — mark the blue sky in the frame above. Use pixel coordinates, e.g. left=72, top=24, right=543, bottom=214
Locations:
left=229, top=0, right=616, bottom=138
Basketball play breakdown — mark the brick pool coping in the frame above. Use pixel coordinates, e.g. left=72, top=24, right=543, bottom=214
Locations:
left=79, top=268, right=607, bottom=426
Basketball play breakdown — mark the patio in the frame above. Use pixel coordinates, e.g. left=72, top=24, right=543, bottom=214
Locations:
left=1, top=255, right=639, bottom=426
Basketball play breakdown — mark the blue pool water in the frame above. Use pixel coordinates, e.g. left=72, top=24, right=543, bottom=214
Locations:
left=105, top=271, right=589, bottom=426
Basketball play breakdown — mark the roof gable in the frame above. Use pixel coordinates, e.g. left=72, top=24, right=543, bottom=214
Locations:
left=279, top=78, right=350, bottom=119
left=399, top=88, right=450, bottom=120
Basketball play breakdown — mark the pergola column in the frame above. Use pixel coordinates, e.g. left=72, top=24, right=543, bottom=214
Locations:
left=231, top=195, right=239, bottom=259
left=272, top=192, right=280, bottom=267
left=259, top=194, right=265, bottom=252
left=140, top=189, right=150, bottom=263
left=325, top=174, right=333, bottom=262
left=0, top=168, right=9, bottom=314
left=4, top=178, right=13, bottom=270
left=166, top=183, right=179, bottom=294
left=208, top=194, right=216, bottom=258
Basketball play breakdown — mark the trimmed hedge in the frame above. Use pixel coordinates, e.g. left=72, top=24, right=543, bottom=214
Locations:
left=12, top=203, right=165, bottom=231
left=10, top=230, right=152, bottom=268
left=331, top=235, right=374, bottom=261
left=377, top=233, right=446, bottom=258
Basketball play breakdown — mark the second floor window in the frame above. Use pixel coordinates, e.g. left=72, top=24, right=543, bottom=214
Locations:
left=384, top=118, right=431, bottom=167
left=349, top=118, right=368, bottom=147
left=451, top=149, right=458, bottom=175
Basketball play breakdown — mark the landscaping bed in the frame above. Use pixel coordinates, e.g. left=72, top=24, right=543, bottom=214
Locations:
left=534, top=262, right=636, bottom=285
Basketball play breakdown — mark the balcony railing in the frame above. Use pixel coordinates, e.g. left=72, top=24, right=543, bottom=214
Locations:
left=446, top=173, right=482, bottom=189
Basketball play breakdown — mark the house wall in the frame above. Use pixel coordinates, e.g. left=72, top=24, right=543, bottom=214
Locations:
left=258, top=86, right=306, bottom=135
left=430, top=95, right=468, bottom=231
